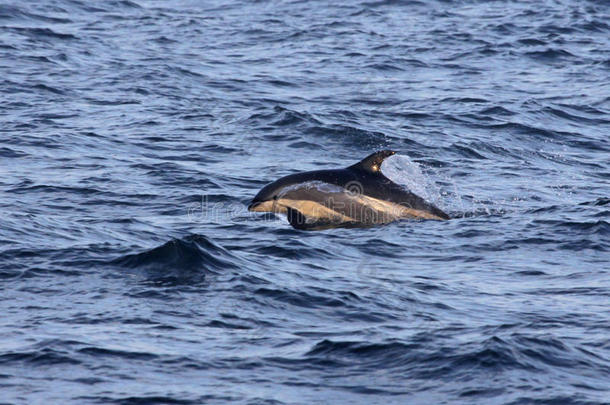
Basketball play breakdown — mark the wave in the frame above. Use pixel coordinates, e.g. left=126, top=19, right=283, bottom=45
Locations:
left=5, top=26, right=76, bottom=41
left=298, top=332, right=607, bottom=379
left=0, top=4, right=72, bottom=24
left=75, top=395, right=201, bottom=405
left=112, top=234, right=238, bottom=285
left=0, top=349, right=81, bottom=366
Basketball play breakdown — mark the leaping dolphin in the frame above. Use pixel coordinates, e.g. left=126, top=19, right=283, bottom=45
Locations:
left=248, top=150, right=450, bottom=230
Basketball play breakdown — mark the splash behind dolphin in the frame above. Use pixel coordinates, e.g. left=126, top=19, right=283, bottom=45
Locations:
left=248, top=150, right=449, bottom=230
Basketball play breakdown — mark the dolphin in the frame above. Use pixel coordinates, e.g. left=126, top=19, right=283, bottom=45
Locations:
left=248, top=150, right=450, bottom=230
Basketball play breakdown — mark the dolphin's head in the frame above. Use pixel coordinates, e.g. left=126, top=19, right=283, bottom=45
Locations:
left=248, top=176, right=294, bottom=213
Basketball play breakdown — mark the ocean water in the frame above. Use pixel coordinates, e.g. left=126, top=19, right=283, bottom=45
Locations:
left=1, top=0, right=609, bottom=404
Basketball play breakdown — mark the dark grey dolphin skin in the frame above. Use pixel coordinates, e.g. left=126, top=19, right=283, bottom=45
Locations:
left=248, top=150, right=450, bottom=230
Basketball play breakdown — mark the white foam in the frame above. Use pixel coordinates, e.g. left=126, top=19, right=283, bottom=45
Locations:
left=381, top=154, right=443, bottom=207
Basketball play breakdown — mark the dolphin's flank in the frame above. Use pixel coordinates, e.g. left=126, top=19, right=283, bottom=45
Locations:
left=248, top=150, right=450, bottom=230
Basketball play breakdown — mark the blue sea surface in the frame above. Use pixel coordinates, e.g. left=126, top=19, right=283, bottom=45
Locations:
left=1, top=0, right=609, bottom=404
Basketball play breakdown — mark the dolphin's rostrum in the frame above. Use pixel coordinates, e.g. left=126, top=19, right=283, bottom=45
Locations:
left=248, top=150, right=450, bottom=230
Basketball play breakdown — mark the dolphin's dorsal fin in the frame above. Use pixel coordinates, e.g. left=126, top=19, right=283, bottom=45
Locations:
left=349, top=150, right=396, bottom=173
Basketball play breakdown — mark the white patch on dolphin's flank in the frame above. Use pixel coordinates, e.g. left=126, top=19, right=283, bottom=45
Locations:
left=277, top=199, right=355, bottom=223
